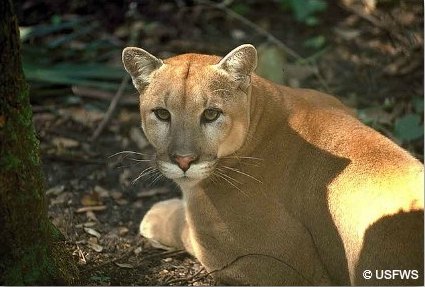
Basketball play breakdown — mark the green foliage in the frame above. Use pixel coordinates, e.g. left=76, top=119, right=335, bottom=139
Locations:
left=231, top=3, right=250, bottom=16
left=0, top=74, right=39, bottom=172
left=0, top=154, right=22, bottom=170
left=392, top=96, right=424, bottom=144
left=228, top=0, right=328, bottom=26
left=20, top=16, right=124, bottom=92
left=4, top=244, right=54, bottom=285
left=19, top=18, right=87, bottom=41
left=256, top=44, right=286, bottom=84
left=394, top=114, right=424, bottom=142
left=303, top=35, right=326, bottom=49
left=48, top=221, right=66, bottom=241
left=90, top=274, right=111, bottom=285
left=358, top=95, right=424, bottom=147
left=413, top=97, right=424, bottom=113
left=278, top=0, right=328, bottom=26
left=23, top=62, right=125, bottom=91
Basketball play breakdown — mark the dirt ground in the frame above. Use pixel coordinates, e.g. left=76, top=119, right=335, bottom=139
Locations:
left=21, top=0, right=423, bottom=285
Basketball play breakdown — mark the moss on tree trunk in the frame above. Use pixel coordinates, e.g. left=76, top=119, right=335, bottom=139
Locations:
left=0, top=0, right=78, bottom=284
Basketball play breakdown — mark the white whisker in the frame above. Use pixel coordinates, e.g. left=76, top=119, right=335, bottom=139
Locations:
left=214, top=171, right=249, bottom=198
left=127, top=158, right=152, bottom=162
left=109, top=150, right=151, bottom=158
left=116, top=161, right=146, bottom=169
left=132, top=166, right=156, bottom=185
left=149, top=172, right=164, bottom=186
left=223, top=155, right=264, bottom=161
left=216, top=167, right=242, bottom=185
left=221, top=165, right=263, bottom=184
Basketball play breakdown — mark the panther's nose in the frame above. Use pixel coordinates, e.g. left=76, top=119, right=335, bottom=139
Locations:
left=173, top=155, right=197, bottom=172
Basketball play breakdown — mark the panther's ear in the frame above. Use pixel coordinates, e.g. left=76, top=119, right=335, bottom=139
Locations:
left=122, top=47, right=163, bottom=91
left=216, top=44, right=257, bottom=90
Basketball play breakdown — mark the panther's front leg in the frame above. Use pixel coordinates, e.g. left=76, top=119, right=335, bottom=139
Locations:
left=140, top=198, right=194, bottom=254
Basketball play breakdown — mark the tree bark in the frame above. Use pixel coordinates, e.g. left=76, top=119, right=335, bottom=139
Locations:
left=0, top=0, right=78, bottom=284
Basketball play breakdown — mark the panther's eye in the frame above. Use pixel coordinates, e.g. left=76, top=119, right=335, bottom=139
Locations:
left=202, top=108, right=222, bottom=123
left=153, top=108, right=171, bottom=121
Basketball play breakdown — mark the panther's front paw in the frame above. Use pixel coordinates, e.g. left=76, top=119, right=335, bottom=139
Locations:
left=140, top=198, right=183, bottom=250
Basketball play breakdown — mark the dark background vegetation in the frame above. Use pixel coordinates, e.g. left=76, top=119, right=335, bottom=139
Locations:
left=13, top=0, right=423, bottom=285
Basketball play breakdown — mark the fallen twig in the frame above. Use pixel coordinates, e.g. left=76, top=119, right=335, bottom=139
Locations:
left=339, top=4, right=411, bottom=48
left=90, top=74, right=131, bottom=141
left=72, top=86, right=137, bottom=106
left=90, top=18, right=142, bottom=142
left=139, top=250, right=186, bottom=263
left=195, top=0, right=303, bottom=62
left=163, top=266, right=206, bottom=285
left=187, top=252, right=313, bottom=285
left=194, top=0, right=330, bottom=92
left=82, top=245, right=139, bottom=273
left=75, top=205, right=107, bottom=213
left=83, top=248, right=186, bottom=274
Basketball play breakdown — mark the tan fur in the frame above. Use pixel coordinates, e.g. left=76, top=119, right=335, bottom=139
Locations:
left=122, top=45, right=424, bottom=285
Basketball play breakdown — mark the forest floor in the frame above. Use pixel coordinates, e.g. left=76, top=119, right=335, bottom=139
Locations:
left=19, top=0, right=423, bottom=285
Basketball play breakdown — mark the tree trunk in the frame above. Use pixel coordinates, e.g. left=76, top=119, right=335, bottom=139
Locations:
left=0, top=0, right=78, bottom=284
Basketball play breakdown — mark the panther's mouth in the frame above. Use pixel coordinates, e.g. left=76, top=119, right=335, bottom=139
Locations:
left=156, top=160, right=216, bottom=183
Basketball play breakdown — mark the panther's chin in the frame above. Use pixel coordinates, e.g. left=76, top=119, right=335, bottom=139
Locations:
left=172, top=176, right=204, bottom=190
left=157, top=160, right=215, bottom=184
